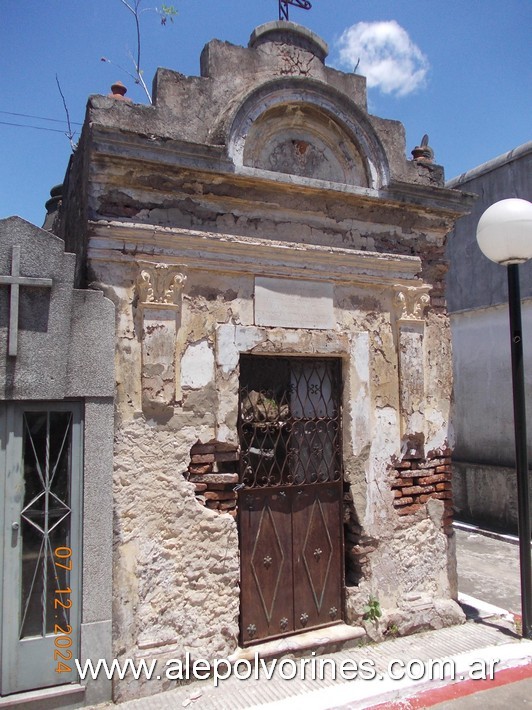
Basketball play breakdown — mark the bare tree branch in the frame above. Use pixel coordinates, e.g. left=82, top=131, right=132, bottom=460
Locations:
left=55, top=74, right=77, bottom=150
left=114, top=0, right=176, bottom=103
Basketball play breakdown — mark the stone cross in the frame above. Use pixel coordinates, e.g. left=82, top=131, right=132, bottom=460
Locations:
left=0, top=246, right=53, bottom=356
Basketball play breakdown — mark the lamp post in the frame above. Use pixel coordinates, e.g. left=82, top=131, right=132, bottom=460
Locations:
left=476, top=197, right=532, bottom=639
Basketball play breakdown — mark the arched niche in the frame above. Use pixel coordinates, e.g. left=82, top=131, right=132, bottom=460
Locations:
left=223, top=80, right=389, bottom=189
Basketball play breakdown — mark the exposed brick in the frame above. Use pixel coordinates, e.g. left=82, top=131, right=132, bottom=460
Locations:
left=189, top=473, right=238, bottom=484
left=435, top=482, right=452, bottom=491
left=204, top=490, right=238, bottom=501
left=393, top=496, right=414, bottom=506
left=417, top=473, right=450, bottom=485
left=425, top=457, right=450, bottom=469
left=204, top=482, right=238, bottom=491
left=431, top=491, right=452, bottom=500
left=194, top=483, right=208, bottom=493
left=191, top=453, right=216, bottom=464
left=219, top=500, right=237, bottom=510
left=395, top=461, right=412, bottom=470
left=391, top=478, right=414, bottom=488
left=436, top=465, right=452, bottom=474
left=188, top=463, right=214, bottom=474
left=402, top=485, right=435, bottom=496
left=190, top=440, right=216, bottom=456
left=213, top=450, right=239, bottom=463
left=396, top=504, right=422, bottom=516
left=393, top=489, right=403, bottom=498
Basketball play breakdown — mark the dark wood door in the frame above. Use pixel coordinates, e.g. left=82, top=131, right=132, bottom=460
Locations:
left=292, top=483, right=343, bottom=631
left=238, top=355, right=344, bottom=646
left=239, top=483, right=343, bottom=646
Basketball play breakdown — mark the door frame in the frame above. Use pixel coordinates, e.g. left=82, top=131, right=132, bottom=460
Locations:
left=237, top=354, right=346, bottom=646
left=0, top=401, right=83, bottom=696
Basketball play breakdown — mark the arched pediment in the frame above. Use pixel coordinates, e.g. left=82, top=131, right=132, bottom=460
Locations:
left=222, top=80, right=389, bottom=189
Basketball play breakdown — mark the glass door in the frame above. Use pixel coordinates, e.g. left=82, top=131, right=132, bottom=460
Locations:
left=1, top=402, right=82, bottom=696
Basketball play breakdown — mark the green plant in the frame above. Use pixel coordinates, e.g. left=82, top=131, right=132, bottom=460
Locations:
left=362, top=596, right=382, bottom=623
left=385, top=622, right=399, bottom=637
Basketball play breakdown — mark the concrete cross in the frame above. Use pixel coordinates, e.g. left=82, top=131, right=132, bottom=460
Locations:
left=0, top=246, right=53, bottom=356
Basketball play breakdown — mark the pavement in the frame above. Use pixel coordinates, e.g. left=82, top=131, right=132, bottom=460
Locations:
left=89, top=523, right=532, bottom=709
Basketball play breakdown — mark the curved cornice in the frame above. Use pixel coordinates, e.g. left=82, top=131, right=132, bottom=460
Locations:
left=208, top=77, right=390, bottom=189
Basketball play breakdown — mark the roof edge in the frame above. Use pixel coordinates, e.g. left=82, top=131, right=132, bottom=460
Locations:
left=446, top=141, right=532, bottom=188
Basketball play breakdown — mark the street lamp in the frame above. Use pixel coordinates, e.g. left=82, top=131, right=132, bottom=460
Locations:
left=476, top=197, right=532, bottom=639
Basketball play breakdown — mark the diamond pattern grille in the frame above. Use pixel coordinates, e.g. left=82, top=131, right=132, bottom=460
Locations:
left=238, top=357, right=342, bottom=488
left=19, top=411, right=73, bottom=638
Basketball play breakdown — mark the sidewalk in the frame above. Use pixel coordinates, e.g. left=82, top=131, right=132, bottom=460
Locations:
left=89, top=611, right=531, bottom=709
left=88, top=526, right=532, bottom=709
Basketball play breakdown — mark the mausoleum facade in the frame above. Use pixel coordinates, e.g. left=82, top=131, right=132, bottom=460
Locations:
left=1, top=21, right=473, bottom=706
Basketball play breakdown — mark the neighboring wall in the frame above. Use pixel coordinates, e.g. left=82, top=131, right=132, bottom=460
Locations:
left=446, top=142, right=532, bottom=532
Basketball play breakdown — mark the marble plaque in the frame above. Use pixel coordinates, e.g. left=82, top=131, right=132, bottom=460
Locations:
left=254, top=277, right=334, bottom=329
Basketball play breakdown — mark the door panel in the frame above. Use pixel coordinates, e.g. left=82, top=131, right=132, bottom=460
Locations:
left=292, top=484, right=343, bottom=631
left=239, top=487, right=294, bottom=645
left=1, top=403, right=82, bottom=696
left=238, top=356, right=344, bottom=647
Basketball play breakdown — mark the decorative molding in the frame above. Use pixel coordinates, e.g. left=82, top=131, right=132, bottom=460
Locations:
left=135, top=262, right=186, bottom=411
left=394, top=284, right=431, bottom=324
left=90, top=223, right=422, bottom=286
left=136, top=262, right=187, bottom=308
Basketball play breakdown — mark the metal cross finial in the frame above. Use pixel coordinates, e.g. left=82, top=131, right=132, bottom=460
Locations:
left=0, top=246, right=53, bottom=356
left=279, top=0, right=312, bottom=21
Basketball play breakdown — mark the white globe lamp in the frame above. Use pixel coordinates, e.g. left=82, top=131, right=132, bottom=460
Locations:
left=476, top=198, right=532, bottom=265
left=475, top=197, right=532, bottom=639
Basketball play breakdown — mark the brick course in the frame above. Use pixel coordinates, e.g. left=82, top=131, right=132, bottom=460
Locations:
left=185, top=440, right=240, bottom=515
left=391, top=448, right=453, bottom=533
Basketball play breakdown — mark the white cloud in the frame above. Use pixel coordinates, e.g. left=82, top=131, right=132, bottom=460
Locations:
left=335, top=20, right=429, bottom=97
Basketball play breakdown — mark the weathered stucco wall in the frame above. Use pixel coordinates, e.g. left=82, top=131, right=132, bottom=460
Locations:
left=88, top=243, right=462, bottom=699
left=57, top=21, right=472, bottom=702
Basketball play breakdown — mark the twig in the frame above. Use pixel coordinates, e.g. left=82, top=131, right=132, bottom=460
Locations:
left=118, top=0, right=153, bottom=102
left=55, top=74, right=77, bottom=150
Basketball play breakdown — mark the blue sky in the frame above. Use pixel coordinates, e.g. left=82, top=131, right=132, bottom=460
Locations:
left=1, top=0, right=530, bottom=226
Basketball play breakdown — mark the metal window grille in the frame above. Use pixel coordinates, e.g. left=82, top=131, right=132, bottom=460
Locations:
left=238, top=356, right=343, bottom=488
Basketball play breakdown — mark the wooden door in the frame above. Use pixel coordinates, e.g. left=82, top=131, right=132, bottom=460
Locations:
left=0, top=403, right=82, bottom=695
left=238, top=356, right=344, bottom=646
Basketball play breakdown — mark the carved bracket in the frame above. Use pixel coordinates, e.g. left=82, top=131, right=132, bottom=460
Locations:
left=135, top=262, right=187, bottom=410
left=137, top=262, right=187, bottom=309
left=393, top=284, right=430, bottom=441
left=393, top=284, right=431, bottom=325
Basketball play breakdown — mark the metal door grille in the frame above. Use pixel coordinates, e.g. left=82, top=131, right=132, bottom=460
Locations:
left=238, top=357, right=343, bottom=488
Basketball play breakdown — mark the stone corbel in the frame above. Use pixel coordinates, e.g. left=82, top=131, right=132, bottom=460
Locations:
left=393, top=284, right=432, bottom=453
left=136, top=262, right=187, bottom=410
left=393, top=284, right=431, bottom=326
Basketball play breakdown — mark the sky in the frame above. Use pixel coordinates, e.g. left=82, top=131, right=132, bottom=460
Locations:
left=1, top=0, right=530, bottom=227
